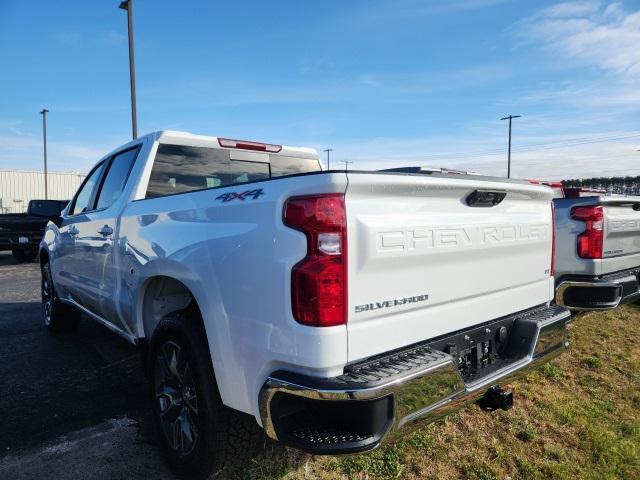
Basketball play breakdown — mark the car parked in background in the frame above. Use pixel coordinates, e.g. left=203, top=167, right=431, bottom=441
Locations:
left=0, top=199, right=68, bottom=262
left=39, top=131, right=569, bottom=478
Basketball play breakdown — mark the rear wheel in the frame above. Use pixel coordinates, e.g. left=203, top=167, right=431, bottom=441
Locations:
left=149, top=309, right=262, bottom=479
left=12, top=247, right=38, bottom=263
left=41, top=262, right=81, bottom=332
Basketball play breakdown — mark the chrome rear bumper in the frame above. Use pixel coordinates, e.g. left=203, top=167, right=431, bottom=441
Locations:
left=258, top=304, right=570, bottom=454
left=555, top=270, right=640, bottom=311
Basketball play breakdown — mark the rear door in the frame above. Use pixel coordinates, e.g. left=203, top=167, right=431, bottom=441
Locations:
left=345, top=173, right=555, bottom=361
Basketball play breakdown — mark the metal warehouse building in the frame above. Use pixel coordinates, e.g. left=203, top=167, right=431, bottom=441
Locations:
left=0, top=170, right=86, bottom=213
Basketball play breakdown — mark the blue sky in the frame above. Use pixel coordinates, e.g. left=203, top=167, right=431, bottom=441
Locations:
left=1, top=0, right=639, bottom=179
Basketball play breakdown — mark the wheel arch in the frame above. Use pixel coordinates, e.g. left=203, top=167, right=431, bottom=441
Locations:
left=134, top=262, right=247, bottom=416
left=139, top=275, right=201, bottom=341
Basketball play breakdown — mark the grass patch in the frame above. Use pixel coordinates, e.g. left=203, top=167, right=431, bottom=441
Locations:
left=404, top=430, right=436, bottom=450
left=540, top=362, right=564, bottom=380
left=461, top=461, right=497, bottom=480
left=583, top=356, right=603, bottom=369
left=341, top=445, right=404, bottom=479
left=245, top=305, right=640, bottom=479
left=516, top=422, right=538, bottom=442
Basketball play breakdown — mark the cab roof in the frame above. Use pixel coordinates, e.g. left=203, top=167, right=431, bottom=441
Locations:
left=150, top=130, right=320, bottom=160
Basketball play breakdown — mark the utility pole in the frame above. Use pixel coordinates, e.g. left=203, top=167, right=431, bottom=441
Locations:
left=40, top=109, right=49, bottom=199
left=119, top=0, right=138, bottom=139
left=500, top=114, right=521, bottom=178
left=343, top=160, right=353, bottom=171
left=323, top=148, right=333, bottom=170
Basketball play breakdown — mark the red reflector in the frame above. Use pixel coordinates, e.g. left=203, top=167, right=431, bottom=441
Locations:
left=284, top=194, right=347, bottom=327
left=291, top=256, right=345, bottom=327
left=218, top=137, right=282, bottom=153
left=571, top=206, right=603, bottom=259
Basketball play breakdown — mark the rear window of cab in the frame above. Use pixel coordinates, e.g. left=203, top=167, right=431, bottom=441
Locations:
left=145, top=144, right=321, bottom=199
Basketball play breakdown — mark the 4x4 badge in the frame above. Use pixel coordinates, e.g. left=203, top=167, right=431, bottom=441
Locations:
left=216, top=188, right=264, bottom=203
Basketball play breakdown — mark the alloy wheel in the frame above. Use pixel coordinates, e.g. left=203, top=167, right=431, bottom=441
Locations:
left=154, top=340, right=200, bottom=456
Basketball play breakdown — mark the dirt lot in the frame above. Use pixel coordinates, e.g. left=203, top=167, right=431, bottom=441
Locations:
left=0, top=251, right=638, bottom=479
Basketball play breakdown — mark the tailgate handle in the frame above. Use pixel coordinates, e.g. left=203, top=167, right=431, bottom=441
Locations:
left=466, top=190, right=506, bottom=207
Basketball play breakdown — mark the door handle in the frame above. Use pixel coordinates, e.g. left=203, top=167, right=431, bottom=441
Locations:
left=68, top=225, right=79, bottom=236
left=97, top=225, right=113, bottom=237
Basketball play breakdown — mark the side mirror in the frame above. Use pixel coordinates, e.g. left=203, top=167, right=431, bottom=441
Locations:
left=27, top=200, right=68, bottom=217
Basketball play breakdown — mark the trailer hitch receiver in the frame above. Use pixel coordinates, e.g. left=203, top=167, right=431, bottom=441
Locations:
left=478, top=385, right=513, bottom=411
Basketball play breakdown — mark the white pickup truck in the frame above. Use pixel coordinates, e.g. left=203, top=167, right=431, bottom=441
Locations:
left=552, top=189, right=640, bottom=310
left=40, top=131, right=570, bottom=478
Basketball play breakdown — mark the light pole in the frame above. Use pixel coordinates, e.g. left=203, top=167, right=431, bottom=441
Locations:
left=40, top=109, right=49, bottom=199
left=119, top=0, right=138, bottom=139
left=500, top=114, right=521, bottom=178
left=323, top=148, right=333, bottom=170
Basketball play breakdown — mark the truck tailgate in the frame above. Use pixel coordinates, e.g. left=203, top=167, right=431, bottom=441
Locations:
left=345, top=173, right=554, bottom=362
left=603, top=201, right=640, bottom=258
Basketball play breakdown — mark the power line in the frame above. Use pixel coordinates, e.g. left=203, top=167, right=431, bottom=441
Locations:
left=473, top=133, right=639, bottom=159
left=513, top=133, right=640, bottom=153
left=405, top=131, right=640, bottom=163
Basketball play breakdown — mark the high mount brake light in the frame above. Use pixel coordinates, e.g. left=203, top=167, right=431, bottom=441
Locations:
left=571, top=205, right=604, bottom=259
left=283, top=194, right=347, bottom=327
left=218, top=137, right=282, bottom=153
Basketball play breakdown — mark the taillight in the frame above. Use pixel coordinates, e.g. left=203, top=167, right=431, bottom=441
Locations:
left=550, top=202, right=556, bottom=276
left=571, top=205, right=603, bottom=259
left=283, top=194, right=347, bottom=327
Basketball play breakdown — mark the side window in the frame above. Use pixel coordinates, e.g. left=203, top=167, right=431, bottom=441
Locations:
left=146, top=144, right=270, bottom=198
left=70, top=162, right=105, bottom=216
left=96, top=147, right=140, bottom=210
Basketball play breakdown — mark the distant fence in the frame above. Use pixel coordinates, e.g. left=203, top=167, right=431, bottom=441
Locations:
left=0, top=170, right=86, bottom=213
left=562, top=176, right=640, bottom=196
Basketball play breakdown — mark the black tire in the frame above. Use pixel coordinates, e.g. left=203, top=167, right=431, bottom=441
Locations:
left=12, top=247, right=38, bottom=263
left=41, top=262, right=81, bottom=333
left=148, top=308, right=263, bottom=479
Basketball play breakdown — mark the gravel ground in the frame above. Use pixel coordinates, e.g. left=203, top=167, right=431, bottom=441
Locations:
left=0, top=251, right=175, bottom=479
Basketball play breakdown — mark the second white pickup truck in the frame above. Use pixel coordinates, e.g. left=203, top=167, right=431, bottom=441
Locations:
left=40, top=131, right=570, bottom=478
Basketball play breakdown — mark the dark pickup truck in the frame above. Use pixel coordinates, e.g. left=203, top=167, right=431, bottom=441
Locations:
left=0, top=200, right=68, bottom=262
